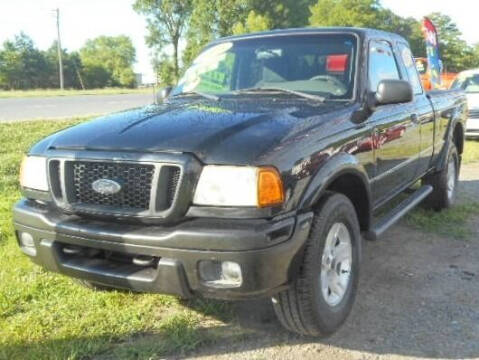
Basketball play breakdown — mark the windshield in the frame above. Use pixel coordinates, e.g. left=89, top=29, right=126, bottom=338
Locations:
left=451, top=73, right=479, bottom=93
left=172, top=34, right=358, bottom=100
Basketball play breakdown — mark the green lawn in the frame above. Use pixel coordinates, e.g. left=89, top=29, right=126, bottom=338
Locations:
left=0, top=88, right=154, bottom=98
left=463, top=139, right=479, bottom=164
left=404, top=139, right=479, bottom=239
left=0, top=119, right=240, bottom=360
left=406, top=202, right=479, bottom=239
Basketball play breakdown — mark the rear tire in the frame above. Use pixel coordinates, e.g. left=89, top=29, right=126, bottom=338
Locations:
left=422, top=143, right=459, bottom=211
left=272, top=193, right=361, bottom=336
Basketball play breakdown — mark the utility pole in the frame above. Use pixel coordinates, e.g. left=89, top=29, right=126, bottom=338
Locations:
left=55, top=8, right=64, bottom=90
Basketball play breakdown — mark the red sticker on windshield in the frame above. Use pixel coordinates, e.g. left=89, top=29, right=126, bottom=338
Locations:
left=327, top=54, right=348, bottom=73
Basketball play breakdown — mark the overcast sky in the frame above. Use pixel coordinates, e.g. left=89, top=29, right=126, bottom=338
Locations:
left=1, top=0, right=478, bottom=79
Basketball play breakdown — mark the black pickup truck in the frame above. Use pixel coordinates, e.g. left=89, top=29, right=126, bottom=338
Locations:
left=14, top=28, right=467, bottom=336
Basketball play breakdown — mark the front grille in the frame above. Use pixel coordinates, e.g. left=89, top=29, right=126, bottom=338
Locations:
left=469, top=109, right=479, bottom=119
left=72, top=162, right=155, bottom=210
left=167, top=167, right=181, bottom=207
left=49, top=159, right=183, bottom=218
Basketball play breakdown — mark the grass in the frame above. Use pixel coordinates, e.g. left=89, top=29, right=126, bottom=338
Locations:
left=404, top=139, right=479, bottom=239
left=406, top=202, right=479, bottom=239
left=463, top=139, right=479, bottom=164
left=0, top=119, right=238, bottom=360
left=0, top=88, right=154, bottom=98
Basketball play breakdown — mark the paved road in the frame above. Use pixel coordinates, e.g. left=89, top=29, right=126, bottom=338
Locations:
left=0, top=93, right=155, bottom=122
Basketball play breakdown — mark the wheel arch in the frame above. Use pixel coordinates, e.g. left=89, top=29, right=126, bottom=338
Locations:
left=298, top=153, right=372, bottom=232
left=435, top=117, right=466, bottom=173
left=453, top=121, right=464, bottom=155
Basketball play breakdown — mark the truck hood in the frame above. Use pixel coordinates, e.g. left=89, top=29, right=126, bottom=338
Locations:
left=32, top=96, right=352, bottom=164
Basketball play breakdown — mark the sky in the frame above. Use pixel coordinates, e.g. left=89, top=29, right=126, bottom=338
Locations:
left=381, top=0, right=479, bottom=45
left=1, top=0, right=478, bottom=81
left=0, top=0, right=156, bottom=81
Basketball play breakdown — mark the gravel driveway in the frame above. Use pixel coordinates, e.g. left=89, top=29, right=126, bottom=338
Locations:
left=185, top=163, right=479, bottom=360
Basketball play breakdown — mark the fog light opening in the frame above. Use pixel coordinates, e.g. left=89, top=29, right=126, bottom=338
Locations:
left=18, top=232, right=37, bottom=256
left=221, top=261, right=242, bottom=282
left=62, top=245, right=83, bottom=256
left=199, top=260, right=243, bottom=288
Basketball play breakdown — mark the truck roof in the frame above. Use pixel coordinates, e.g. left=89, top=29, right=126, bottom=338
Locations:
left=211, top=27, right=408, bottom=45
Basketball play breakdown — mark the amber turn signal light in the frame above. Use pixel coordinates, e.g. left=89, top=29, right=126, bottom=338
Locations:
left=257, top=167, right=284, bottom=208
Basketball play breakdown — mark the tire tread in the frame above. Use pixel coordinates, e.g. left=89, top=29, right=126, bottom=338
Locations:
left=272, top=192, right=360, bottom=336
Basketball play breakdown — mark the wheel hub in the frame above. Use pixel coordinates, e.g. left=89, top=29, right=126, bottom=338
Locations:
left=320, top=222, right=352, bottom=307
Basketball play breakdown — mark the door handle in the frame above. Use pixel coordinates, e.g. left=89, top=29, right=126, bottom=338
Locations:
left=411, top=114, right=419, bottom=124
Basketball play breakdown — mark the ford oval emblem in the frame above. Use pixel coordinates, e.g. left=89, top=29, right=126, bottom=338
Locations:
left=91, top=179, right=122, bottom=195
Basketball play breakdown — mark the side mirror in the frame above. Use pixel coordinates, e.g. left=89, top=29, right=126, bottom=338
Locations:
left=156, top=86, right=173, bottom=103
left=375, top=79, right=413, bottom=106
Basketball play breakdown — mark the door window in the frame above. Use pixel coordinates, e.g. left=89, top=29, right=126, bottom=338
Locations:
left=368, top=40, right=400, bottom=92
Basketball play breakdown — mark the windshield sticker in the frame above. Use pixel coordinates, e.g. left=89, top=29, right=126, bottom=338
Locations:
left=195, top=42, right=233, bottom=64
left=178, top=42, right=233, bottom=92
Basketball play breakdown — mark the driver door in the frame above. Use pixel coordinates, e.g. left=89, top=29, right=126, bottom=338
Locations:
left=368, top=40, right=421, bottom=206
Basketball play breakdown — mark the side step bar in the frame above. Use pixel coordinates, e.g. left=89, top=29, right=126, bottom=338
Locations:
left=364, top=185, right=433, bottom=241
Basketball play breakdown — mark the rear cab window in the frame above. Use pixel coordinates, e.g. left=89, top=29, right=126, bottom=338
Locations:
left=398, top=43, right=423, bottom=95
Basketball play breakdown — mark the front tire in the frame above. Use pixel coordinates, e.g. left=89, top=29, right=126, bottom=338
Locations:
left=272, top=193, right=361, bottom=336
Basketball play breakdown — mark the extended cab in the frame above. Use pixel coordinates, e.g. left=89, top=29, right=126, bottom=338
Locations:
left=14, top=28, right=467, bottom=336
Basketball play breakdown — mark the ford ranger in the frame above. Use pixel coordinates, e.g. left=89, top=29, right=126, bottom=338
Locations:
left=13, top=28, right=467, bottom=336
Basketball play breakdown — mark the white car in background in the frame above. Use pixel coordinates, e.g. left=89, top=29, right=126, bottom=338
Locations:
left=451, top=69, right=479, bottom=139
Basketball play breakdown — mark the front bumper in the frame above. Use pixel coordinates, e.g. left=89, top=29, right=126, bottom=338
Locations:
left=13, top=199, right=313, bottom=300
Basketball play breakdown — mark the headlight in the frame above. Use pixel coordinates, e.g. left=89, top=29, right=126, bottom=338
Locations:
left=193, top=166, right=284, bottom=208
left=19, top=156, right=49, bottom=191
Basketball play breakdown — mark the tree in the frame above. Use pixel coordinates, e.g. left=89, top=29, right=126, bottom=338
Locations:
left=182, top=0, right=247, bottom=68
left=133, top=0, right=193, bottom=81
left=309, top=0, right=382, bottom=28
left=232, top=10, right=271, bottom=35
left=80, top=35, right=136, bottom=88
left=0, top=33, right=49, bottom=89
left=183, top=0, right=314, bottom=68
left=154, top=55, right=176, bottom=86
left=44, top=42, right=84, bottom=89
left=426, top=13, right=476, bottom=72
left=473, top=44, right=479, bottom=69
left=308, top=0, right=426, bottom=57
left=247, top=0, right=314, bottom=29
left=0, top=40, right=22, bottom=89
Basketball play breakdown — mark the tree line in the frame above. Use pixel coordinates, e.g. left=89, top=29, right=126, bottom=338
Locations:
left=2, top=0, right=478, bottom=90
left=0, top=34, right=137, bottom=90
left=133, top=0, right=479, bottom=85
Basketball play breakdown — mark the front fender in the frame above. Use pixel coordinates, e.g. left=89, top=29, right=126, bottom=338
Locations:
left=298, top=152, right=372, bottom=212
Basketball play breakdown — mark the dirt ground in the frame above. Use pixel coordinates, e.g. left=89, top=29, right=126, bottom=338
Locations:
left=182, top=163, right=479, bottom=360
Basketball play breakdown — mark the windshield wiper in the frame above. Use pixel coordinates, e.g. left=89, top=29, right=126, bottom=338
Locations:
left=234, top=87, right=325, bottom=102
left=172, top=91, right=220, bottom=101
